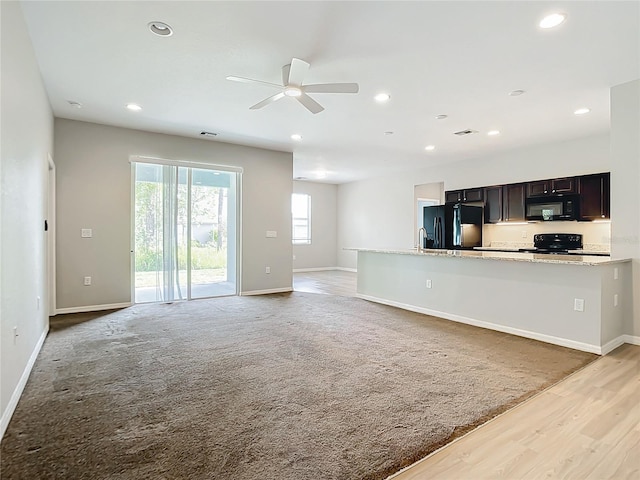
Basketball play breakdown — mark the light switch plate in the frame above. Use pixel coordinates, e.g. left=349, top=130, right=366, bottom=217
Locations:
left=266, top=231, right=277, bottom=238
left=81, top=228, right=92, bottom=238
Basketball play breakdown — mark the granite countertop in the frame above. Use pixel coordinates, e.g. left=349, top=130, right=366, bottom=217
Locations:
left=348, top=247, right=629, bottom=266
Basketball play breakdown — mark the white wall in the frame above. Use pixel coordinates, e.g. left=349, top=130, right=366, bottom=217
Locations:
left=54, top=119, right=293, bottom=309
left=292, top=181, right=338, bottom=270
left=0, top=1, right=53, bottom=436
left=610, top=79, right=640, bottom=337
left=357, top=251, right=627, bottom=354
left=337, top=134, right=610, bottom=268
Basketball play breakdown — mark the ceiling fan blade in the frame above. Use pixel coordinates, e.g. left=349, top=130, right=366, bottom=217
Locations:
left=226, top=76, right=282, bottom=89
left=287, top=58, right=310, bottom=86
left=303, top=83, right=360, bottom=94
left=250, top=92, right=286, bottom=110
left=296, top=93, right=324, bottom=114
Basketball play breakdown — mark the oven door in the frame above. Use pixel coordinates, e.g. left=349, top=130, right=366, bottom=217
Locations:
left=525, top=196, right=578, bottom=221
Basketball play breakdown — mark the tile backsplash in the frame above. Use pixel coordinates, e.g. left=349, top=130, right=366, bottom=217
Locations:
left=483, top=221, right=611, bottom=252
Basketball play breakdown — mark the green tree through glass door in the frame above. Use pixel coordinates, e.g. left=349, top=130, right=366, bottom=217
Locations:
left=133, top=162, right=237, bottom=303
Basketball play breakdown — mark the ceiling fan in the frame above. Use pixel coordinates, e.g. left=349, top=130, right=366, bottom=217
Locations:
left=227, top=58, right=359, bottom=114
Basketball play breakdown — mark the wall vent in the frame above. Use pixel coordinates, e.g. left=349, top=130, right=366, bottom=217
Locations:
left=200, top=131, right=218, bottom=137
left=453, top=129, right=478, bottom=136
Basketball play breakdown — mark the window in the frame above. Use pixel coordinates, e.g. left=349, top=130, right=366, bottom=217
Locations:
left=292, top=193, right=311, bottom=244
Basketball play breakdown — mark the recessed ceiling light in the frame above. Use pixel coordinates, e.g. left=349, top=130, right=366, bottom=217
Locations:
left=374, top=93, right=390, bottom=102
left=148, top=21, right=173, bottom=37
left=284, top=87, right=302, bottom=97
left=67, top=100, right=83, bottom=108
left=539, top=13, right=567, bottom=29
left=291, top=134, right=302, bottom=141
left=487, top=130, right=501, bottom=136
left=425, top=145, right=436, bottom=151
left=435, top=114, right=448, bottom=120
left=509, top=90, right=526, bottom=97
left=126, top=103, right=142, bottom=111
left=574, top=108, right=591, bottom=115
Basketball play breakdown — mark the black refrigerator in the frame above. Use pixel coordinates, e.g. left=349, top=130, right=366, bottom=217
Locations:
left=423, top=204, right=483, bottom=249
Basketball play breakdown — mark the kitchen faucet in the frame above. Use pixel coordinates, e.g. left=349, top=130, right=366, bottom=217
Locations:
left=417, top=227, right=427, bottom=250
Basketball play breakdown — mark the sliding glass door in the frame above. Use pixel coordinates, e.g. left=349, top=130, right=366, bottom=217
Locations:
left=133, top=161, right=238, bottom=303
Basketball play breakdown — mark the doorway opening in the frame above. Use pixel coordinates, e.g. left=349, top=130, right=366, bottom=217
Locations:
left=132, top=160, right=239, bottom=303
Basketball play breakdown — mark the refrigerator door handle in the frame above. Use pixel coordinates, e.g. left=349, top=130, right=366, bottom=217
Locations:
left=453, top=206, right=460, bottom=247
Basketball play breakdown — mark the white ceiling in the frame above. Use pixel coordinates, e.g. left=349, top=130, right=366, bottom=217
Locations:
left=20, top=1, right=640, bottom=184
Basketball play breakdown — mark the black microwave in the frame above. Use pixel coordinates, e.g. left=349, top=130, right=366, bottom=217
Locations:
left=525, top=195, right=579, bottom=221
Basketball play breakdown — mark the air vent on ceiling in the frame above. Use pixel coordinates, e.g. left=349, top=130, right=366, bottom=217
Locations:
left=200, top=131, right=218, bottom=138
left=454, top=129, right=478, bottom=136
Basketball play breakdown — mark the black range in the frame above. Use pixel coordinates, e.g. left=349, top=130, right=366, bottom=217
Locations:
left=518, top=233, right=584, bottom=255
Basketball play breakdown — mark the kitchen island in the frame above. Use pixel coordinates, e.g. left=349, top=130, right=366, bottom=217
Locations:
left=350, top=248, right=631, bottom=354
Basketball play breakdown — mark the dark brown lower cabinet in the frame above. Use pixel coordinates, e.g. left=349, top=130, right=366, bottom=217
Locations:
left=503, top=183, right=525, bottom=222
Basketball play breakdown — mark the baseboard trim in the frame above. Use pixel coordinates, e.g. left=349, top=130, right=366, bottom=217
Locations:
left=240, top=287, right=294, bottom=296
left=1, top=327, right=48, bottom=440
left=55, top=302, right=132, bottom=315
left=601, top=335, right=627, bottom=355
left=293, top=267, right=338, bottom=273
left=623, top=334, right=640, bottom=346
left=336, top=267, right=357, bottom=273
left=292, top=267, right=357, bottom=273
left=357, top=294, right=602, bottom=354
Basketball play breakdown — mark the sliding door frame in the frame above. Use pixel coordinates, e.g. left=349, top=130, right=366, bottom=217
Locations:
left=129, top=155, right=243, bottom=303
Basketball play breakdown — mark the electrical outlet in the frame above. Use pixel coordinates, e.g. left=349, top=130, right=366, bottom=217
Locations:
left=293, top=255, right=296, bottom=260
left=81, top=228, right=92, bottom=238
left=521, top=230, right=527, bottom=238
left=614, top=294, right=619, bottom=307
left=84, top=276, right=92, bottom=286
left=426, top=279, right=432, bottom=289
left=574, top=298, right=584, bottom=312
left=265, top=267, right=271, bottom=274
left=266, top=231, right=277, bottom=238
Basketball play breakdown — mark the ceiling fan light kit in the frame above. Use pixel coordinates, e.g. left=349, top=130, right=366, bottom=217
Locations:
left=228, top=57, right=359, bottom=114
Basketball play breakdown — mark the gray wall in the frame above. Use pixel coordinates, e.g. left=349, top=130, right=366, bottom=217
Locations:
left=54, top=119, right=293, bottom=309
left=293, top=180, right=338, bottom=270
left=610, top=79, right=640, bottom=337
left=1, top=1, right=53, bottom=433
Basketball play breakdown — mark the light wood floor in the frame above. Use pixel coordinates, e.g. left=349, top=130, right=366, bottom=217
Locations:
left=294, top=271, right=640, bottom=480
left=293, top=269, right=357, bottom=297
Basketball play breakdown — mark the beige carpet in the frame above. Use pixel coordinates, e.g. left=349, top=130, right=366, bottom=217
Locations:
left=1, top=292, right=596, bottom=479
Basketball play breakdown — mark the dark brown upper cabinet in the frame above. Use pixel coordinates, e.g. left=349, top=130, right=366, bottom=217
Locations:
left=484, top=185, right=503, bottom=223
left=445, top=190, right=462, bottom=203
left=445, top=187, right=484, bottom=204
left=579, top=173, right=610, bottom=220
left=527, top=177, right=576, bottom=197
left=503, top=183, right=526, bottom=222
